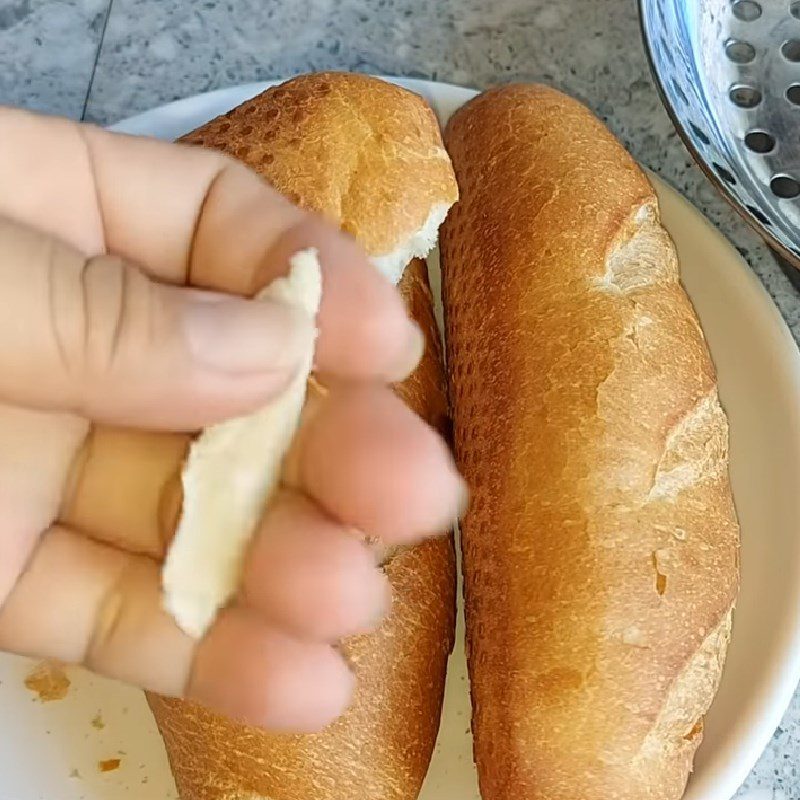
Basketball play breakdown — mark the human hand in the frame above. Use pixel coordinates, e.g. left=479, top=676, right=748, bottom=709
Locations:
left=0, top=108, right=464, bottom=732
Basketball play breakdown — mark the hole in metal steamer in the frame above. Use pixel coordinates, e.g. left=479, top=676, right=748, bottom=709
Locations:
left=792, top=1, right=800, bottom=19
left=726, top=39, right=756, bottom=63
left=744, top=130, right=776, bottom=153
left=732, top=0, right=762, bottom=21
left=782, top=39, right=800, bottom=62
left=771, top=175, right=800, bottom=198
left=729, top=84, right=762, bottom=108
left=787, top=84, right=800, bottom=105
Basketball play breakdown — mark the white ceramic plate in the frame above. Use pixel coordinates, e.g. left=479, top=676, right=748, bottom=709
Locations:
left=1, top=78, right=799, bottom=800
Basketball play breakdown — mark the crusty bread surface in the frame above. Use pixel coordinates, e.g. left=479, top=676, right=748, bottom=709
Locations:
left=60, top=73, right=459, bottom=800
left=440, top=84, right=740, bottom=800
left=181, top=71, right=458, bottom=279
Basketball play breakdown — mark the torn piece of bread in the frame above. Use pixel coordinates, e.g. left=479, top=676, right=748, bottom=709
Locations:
left=58, top=72, right=458, bottom=800
left=163, top=249, right=322, bottom=639
left=440, top=84, right=740, bottom=800
left=372, top=202, right=452, bottom=285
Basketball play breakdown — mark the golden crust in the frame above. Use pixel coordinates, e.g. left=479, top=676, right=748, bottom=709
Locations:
left=181, top=72, right=457, bottom=259
left=149, top=528, right=455, bottom=800
left=441, top=84, right=740, bottom=800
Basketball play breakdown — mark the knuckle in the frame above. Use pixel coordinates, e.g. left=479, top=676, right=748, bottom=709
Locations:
left=79, top=255, right=152, bottom=382
left=84, top=576, right=126, bottom=672
left=82, top=255, right=127, bottom=376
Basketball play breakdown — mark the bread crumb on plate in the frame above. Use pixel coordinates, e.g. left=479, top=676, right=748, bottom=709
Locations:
left=23, top=660, right=70, bottom=702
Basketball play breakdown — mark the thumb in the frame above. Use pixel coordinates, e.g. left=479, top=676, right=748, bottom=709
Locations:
left=0, top=216, right=315, bottom=430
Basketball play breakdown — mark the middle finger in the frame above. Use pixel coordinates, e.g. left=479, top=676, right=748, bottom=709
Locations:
left=285, top=384, right=464, bottom=545
left=62, top=386, right=463, bottom=558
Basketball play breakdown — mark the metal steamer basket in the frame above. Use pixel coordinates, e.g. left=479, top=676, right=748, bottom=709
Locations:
left=640, top=0, right=800, bottom=283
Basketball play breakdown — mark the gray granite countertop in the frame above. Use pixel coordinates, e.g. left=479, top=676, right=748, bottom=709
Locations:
left=1, top=0, right=798, bottom=797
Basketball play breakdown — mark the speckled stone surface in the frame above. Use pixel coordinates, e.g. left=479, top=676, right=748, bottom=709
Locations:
left=0, top=0, right=108, bottom=118
left=2, top=0, right=800, bottom=796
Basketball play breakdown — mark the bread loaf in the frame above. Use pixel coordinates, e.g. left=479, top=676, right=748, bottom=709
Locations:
left=150, top=253, right=455, bottom=800
left=440, top=84, right=740, bottom=800
left=63, top=73, right=458, bottom=800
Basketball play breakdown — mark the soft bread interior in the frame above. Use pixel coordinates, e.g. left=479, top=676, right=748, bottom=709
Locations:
left=163, top=250, right=322, bottom=638
left=371, top=203, right=452, bottom=285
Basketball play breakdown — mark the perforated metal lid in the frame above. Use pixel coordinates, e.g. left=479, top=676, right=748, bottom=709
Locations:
left=640, top=0, right=800, bottom=267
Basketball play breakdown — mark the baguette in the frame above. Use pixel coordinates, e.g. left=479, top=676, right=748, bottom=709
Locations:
left=61, top=73, right=458, bottom=800
left=150, top=254, right=455, bottom=800
left=440, top=84, right=740, bottom=800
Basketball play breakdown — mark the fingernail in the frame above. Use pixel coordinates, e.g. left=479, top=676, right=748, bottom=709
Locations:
left=389, top=321, right=426, bottom=382
left=184, top=295, right=315, bottom=374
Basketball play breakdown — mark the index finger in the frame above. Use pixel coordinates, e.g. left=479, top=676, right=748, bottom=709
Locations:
left=0, top=108, right=419, bottom=381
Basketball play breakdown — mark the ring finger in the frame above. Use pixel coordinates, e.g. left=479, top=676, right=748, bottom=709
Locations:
left=242, top=490, right=391, bottom=642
